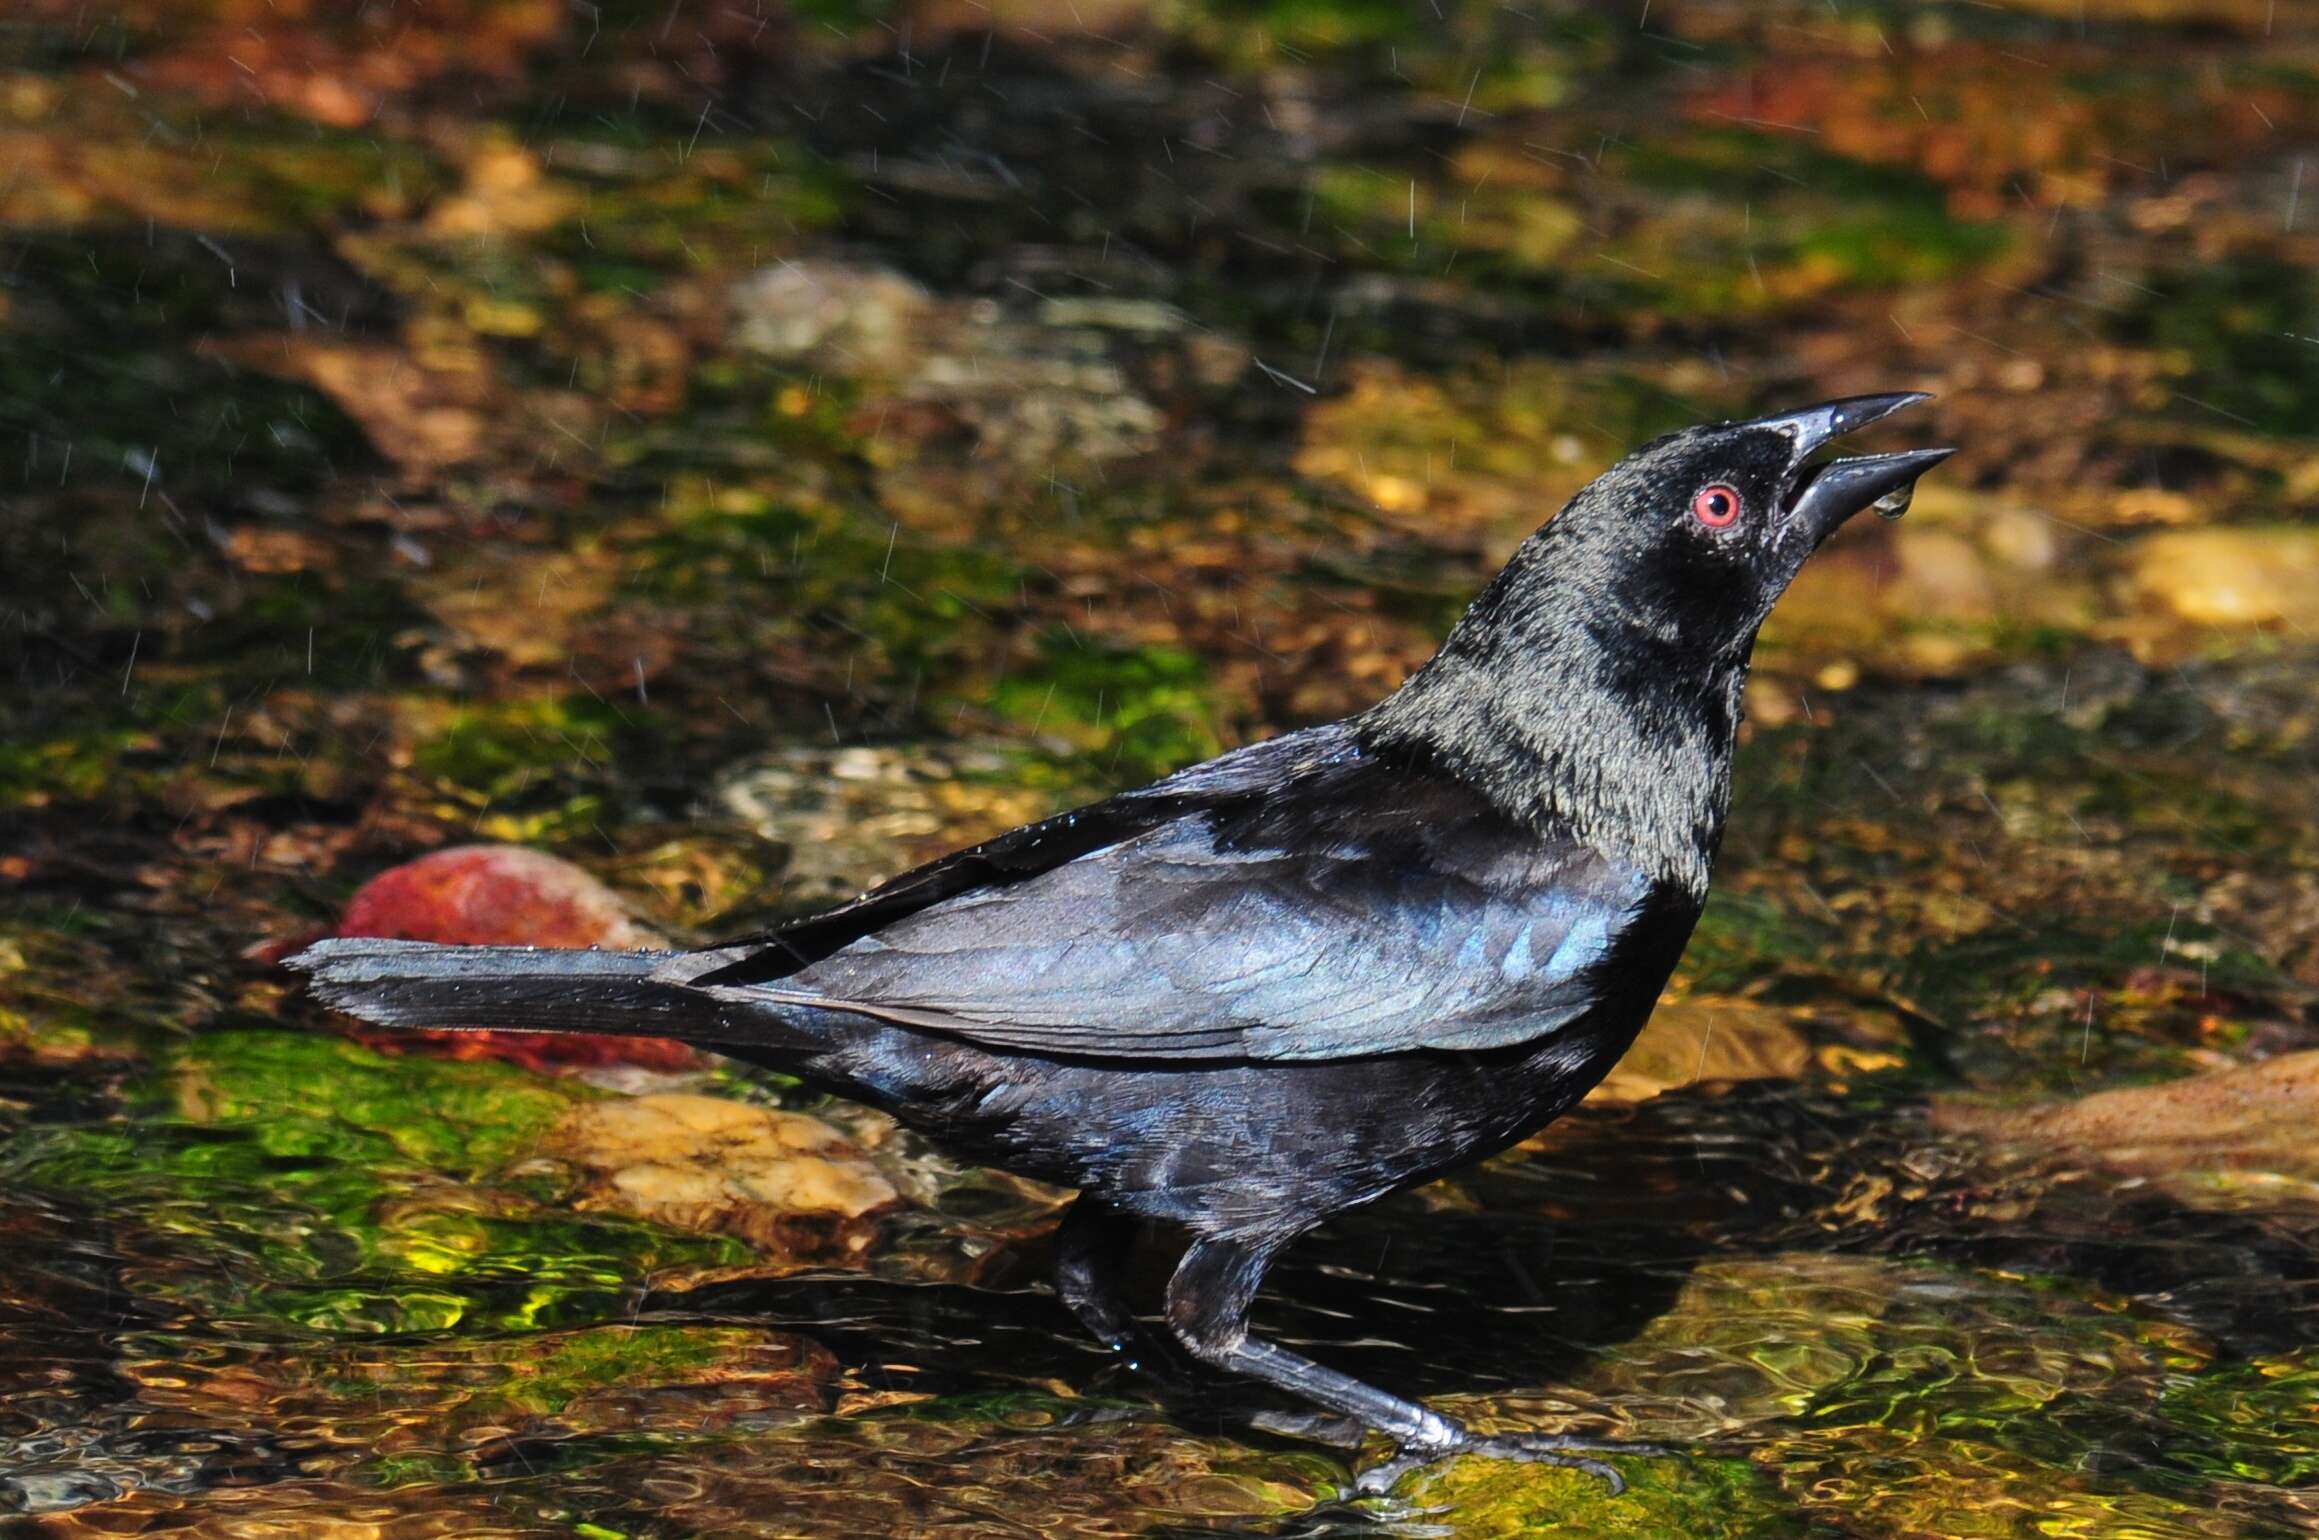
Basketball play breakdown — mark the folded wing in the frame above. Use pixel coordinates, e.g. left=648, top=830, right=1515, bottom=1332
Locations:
left=678, top=725, right=1648, bottom=1062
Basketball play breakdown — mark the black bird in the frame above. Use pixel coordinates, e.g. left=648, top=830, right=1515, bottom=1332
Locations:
left=291, top=395, right=1950, bottom=1491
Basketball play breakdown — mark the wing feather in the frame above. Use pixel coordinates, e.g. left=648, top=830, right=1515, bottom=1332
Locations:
left=706, top=763, right=1648, bottom=1062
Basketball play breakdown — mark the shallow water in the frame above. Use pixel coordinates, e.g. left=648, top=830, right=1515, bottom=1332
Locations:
left=6, top=0, right=2319, bottom=1533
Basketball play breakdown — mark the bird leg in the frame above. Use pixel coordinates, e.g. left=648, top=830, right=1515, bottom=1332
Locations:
left=1162, top=1236, right=1674, bottom=1495
left=1050, top=1199, right=1362, bottom=1447
left=1051, top=1195, right=1153, bottom=1356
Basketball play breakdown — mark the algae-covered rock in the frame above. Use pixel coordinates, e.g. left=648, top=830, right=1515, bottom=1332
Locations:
left=173, top=1026, right=598, bottom=1178
left=11, top=1478, right=575, bottom=1537
left=1393, top=1452, right=1801, bottom=1539
left=11, top=1027, right=912, bottom=1343
left=1455, top=1254, right=2233, bottom=1539
left=2160, top=1347, right=2319, bottom=1486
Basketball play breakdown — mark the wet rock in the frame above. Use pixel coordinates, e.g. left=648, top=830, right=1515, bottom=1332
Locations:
left=2203, top=868, right=2319, bottom=987
left=2119, top=528, right=2319, bottom=628
left=730, top=260, right=933, bottom=372
left=538, top=1093, right=901, bottom=1264
left=731, top=262, right=1172, bottom=472
left=407, top=550, right=625, bottom=673
left=1762, top=500, right=2100, bottom=680
left=335, top=847, right=651, bottom=955
left=331, top=845, right=693, bottom=1072
left=1293, top=357, right=1623, bottom=541
left=713, top=742, right=1057, bottom=911
left=1590, top=996, right=1814, bottom=1104
left=1474, top=1253, right=2234, bottom=1538
left=1549, top=1255, right=1909, bottom=1442
left=1890, top=527, right=2000, bottom=620
left=2159, top=1347, right=2319, bottom=1487
left=901, top=307, right=1167, bottom=470
left=1937, top=1050, right=2319, bottom=1208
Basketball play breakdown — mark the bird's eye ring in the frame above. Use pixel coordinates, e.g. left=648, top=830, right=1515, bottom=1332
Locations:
left=1691, top=483, right=1742, bottom=529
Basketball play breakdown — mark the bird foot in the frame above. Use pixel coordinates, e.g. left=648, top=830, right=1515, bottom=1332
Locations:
left=1355, top=1425, right=1678, bottom=1497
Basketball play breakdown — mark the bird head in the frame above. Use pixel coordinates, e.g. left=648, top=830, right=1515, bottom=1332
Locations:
left=1365, top=393, right=1952, bottom=889
left=1545, top=392, right=1952, bottom=661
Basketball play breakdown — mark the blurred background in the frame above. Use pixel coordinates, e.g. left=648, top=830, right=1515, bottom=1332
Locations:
left=5, top=0, right=2319, bottom=1534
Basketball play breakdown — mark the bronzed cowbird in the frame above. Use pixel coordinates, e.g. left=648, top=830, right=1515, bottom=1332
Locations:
left=292, top=394, right=1951, bottom=1490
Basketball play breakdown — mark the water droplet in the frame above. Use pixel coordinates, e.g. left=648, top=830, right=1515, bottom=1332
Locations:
left=1872, top=483, right=1916, bottom=521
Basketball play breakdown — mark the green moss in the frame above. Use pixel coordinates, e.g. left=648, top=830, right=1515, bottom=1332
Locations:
left=411, top=696, right=636, bottom=807
left=358, top=1451, right=477, bottom=1491
left=2114, top=258, right=2319, bottom=438
left=1310, top=165, right=1587, bottom=277
left=178, top=1027, right=597, bottom=1177
left=6, top=1115, right=749, bottom=1333
left=626, top=479, right=1036, bottom=716
left=1599, top=131, right=2009, bottom=317
left=1394, top=1451, right=1800, bottom=1538
left=1185, top=0, right=1427, bottom=55
left=540, top=144, right=848, bottom=284
left=523, top=1324, right=728, bottom=1408
left=318, top=1323, right=735, bottom=1414
left=1173, top=0, right=1621, bottom=111
left=5, top=1032, right=750, bottom=1334
left=235, top=133, right=447, bottom=229
left=1296, top=128, right=2003, bottom=318
left=1680, top=891, right=1840, bottom=997
left=2158, top=1351, right=2319, bottom=1485
left=989, top=634, right=1224, bottom=784
left=0, top=727, right=153, bottom=807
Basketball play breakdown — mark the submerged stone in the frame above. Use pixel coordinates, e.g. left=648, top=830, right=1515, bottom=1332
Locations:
left=1590, top=995, right=1814, bottom=1104
left=1938, top=1050, right=2319, bottom=1210
left=538, top=1093, right=901, bottom=1266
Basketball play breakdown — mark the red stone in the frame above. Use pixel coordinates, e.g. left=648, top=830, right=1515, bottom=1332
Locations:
left=331, top=844, right=699, bottom=1072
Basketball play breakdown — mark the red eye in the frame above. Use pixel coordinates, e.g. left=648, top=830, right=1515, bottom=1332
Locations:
left=1692, top=483, right=1741, bottom=529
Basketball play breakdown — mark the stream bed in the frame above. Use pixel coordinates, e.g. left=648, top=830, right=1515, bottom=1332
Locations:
left=6, top=0, right=2319, bottom=1533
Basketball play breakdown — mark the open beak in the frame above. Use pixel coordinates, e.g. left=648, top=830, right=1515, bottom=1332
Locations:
left=1747, top=392, right=1953, bottom=544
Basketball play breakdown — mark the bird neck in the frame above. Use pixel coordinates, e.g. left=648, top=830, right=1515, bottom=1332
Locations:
left=1359, top=556, right=1747, bottom=895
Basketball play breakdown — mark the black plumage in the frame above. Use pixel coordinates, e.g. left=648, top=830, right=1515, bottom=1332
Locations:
left=291, top=394, right=1951, bottom=1491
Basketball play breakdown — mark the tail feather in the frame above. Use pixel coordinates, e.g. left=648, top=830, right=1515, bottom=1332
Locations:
left=286, top=937, right=723, bottom=1039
